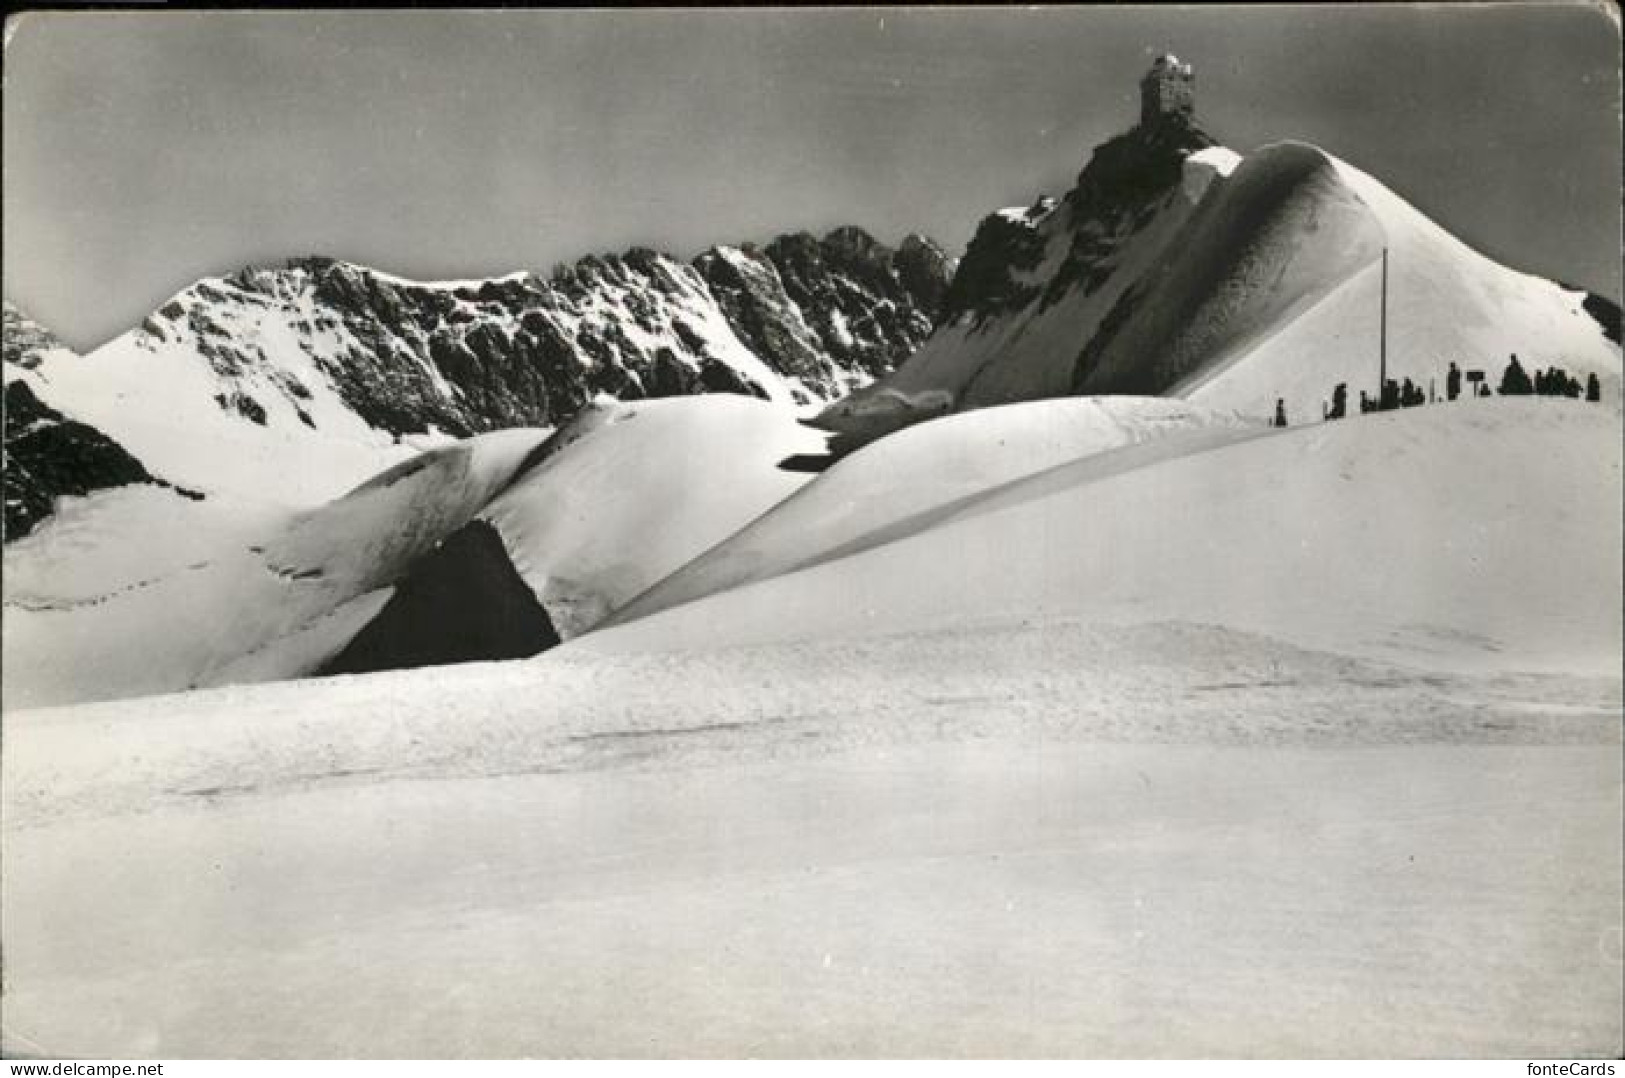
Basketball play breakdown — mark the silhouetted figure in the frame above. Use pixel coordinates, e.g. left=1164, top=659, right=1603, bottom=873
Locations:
left=1360, top=390, right=1374, bottom=414
left=1499, top=354, right=1533, bottom=395
left=1274, top=398, right=1288, bottom=428
left=1401, top=378, right=1423, bottom=407
left=1326, top=382, right=1347, bottom=420
left=1381, top=379, right=1401, bottom=411
left=1447, top=362, right=1461, bottom=401
left=1566, top=374, right=1582, bottom=398
left=1537, top=366, right=1572, bottom=397
left=1587, top=372, right=1602, bottom=402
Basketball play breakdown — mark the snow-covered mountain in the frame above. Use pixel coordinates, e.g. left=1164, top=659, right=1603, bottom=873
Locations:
left=812, top=104, right=1621, bottom=445
left=3, top=229, right=950, bottom=524
left=5, top=55, right=1621, bottom=1059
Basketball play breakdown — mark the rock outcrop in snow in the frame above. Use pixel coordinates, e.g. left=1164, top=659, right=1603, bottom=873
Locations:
left=3, top=380, right=185, bottom=542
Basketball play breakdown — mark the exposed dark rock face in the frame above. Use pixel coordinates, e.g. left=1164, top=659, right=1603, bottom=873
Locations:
left=3, top=380, right=179, bottom=542
left=693, top=245, right=830, bottom=389
left=938, top=120, right=1216, bottom=333
left=1044, top=118, right=1217, bottom=309
left=938, top=203, right=1053, bottom=328
left=893, top=234, right=954, bottom=318
left=760, top=227, right=949, bottom=381
left=694, top=227, right=951, bottom=396
left=318, top=518, right=560, bottom=676
left=1578, top=290, right=1621, bottom=345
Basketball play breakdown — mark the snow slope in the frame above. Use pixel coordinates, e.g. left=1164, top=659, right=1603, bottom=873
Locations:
left=820, top=135, right=1619, bottom=441
left=4, top=588, right=1618, bottom=1057
left=3, top=392, right=1619, bottom=1057
left=7, top=301, right=442, bottom=509
left=613, top=396, right=1260, bottom=625
left=2, top=393, right=826, bottom=704
left=479, top=395, right=828, bottom=638
left=6, top=660, right=1616, bottom=1058
left=2, top=428, right=547, bottom=708
left=884, top=146, right=1239, bottom=409
left=1074, top=141, right=1385, bottom=396
left=1183, top=154, right=1625, bottom=415
left=597, top=398, right=1622, bottom=678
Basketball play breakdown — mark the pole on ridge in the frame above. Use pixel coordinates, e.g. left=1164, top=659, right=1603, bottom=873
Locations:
left=1378, top=247, right=1389, bottom=398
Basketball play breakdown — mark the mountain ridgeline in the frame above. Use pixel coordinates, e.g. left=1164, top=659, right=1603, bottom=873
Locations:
left=143, top=227, right=953, bottom=436
left=3, top=228, right=952, bottom=537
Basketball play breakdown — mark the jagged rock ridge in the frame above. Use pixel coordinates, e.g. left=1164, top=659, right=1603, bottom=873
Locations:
left=4, top=227, right=952, bottom=533
left=121, top=225, right=951, bottom=441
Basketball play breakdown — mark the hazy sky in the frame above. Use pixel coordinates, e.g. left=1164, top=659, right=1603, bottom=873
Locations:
left=4, top=6, right=1621, bottom=351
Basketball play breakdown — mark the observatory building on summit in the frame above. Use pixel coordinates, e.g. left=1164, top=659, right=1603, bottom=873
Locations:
left=1141, top=53, right=1195, bottom=127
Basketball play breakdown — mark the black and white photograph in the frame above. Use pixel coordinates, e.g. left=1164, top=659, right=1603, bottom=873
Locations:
left=2, top=4, right=1621, bottom=1060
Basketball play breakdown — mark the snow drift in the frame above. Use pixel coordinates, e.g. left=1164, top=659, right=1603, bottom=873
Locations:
left=613, top=395, right=1260, bottom=625
left=2, top=395, right=828, bottom=705
left=477, top=394, right=828, bottom=639
left=597, top=398, right=1622, bottom=678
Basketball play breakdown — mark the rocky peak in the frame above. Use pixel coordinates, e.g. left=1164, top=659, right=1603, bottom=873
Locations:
left=894, top=233, right=956, bottom=316
left=756, top=227, right=947, bottom=380
left=938, top=118, right=1219, bottom=331
left=1071, top=118, right=1217, bottom=217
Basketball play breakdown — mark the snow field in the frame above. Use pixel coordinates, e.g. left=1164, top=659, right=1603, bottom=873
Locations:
left=4, top=612, right=1619, bottom=1056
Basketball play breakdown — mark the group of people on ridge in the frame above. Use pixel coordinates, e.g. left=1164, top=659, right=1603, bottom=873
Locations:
left=1486, top=355, right=1598, bottom=400
left=1269, top=354, right=1604, bottom=429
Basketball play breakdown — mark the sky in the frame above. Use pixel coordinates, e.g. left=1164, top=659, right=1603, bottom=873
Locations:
left=4, top=6, right=1621, bottom=352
